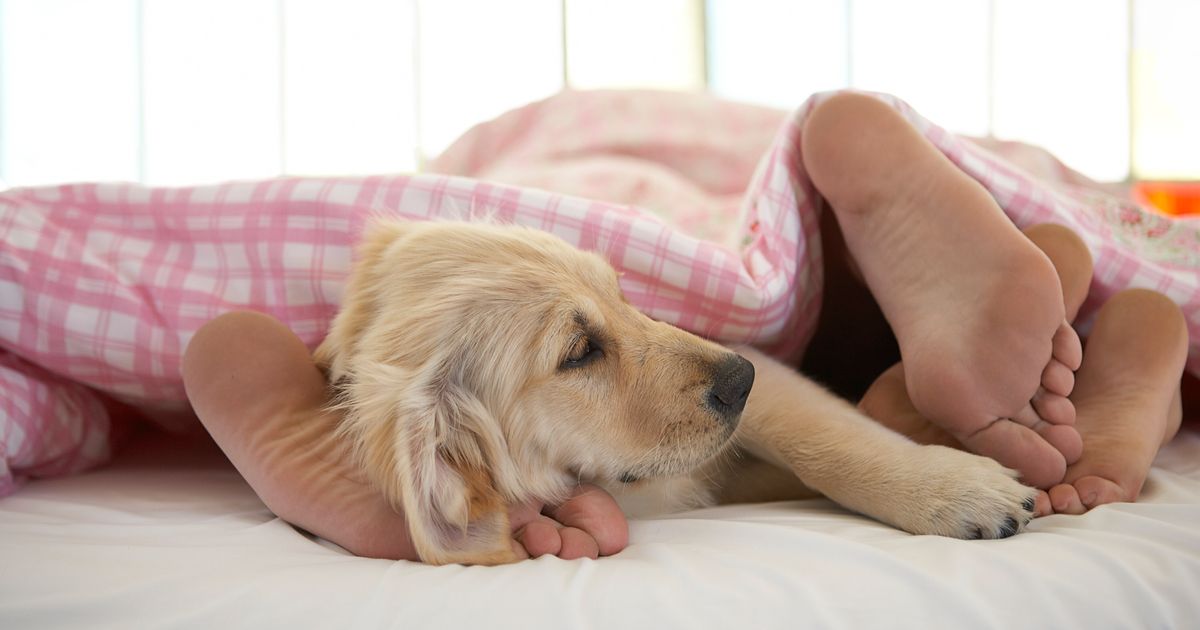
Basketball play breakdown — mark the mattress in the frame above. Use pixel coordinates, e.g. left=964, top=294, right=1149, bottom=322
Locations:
left=2, top=426, right=1198, bottom=629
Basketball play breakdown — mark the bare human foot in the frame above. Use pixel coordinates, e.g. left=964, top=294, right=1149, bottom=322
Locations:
left=803, top=92, right=1081, bottom=488
left=182, top=311, right=628, bottom=562
left=860, top=224, right=1092, bottom=511
left=1047, top=289, right=1187, bottom=513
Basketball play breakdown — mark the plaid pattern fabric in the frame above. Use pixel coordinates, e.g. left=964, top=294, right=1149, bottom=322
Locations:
left=2, top=89, right=1198, bottom=492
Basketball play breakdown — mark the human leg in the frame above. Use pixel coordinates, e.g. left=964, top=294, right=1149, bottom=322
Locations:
left=802, top=92, right=1080, bottom=488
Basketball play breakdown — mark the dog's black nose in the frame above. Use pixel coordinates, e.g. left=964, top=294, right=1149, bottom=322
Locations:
left=706, top=354, right=755, bottom=425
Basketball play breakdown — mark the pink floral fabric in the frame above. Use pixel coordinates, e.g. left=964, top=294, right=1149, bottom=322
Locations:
left=2, top=89, right=1197, bottom=493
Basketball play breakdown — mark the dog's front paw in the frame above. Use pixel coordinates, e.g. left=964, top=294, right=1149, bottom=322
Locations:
left=890, top=445, right=1037, bottom=540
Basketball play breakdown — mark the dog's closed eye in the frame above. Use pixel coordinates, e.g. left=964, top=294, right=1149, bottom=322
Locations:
left=562, top=335, right=603, bottom=369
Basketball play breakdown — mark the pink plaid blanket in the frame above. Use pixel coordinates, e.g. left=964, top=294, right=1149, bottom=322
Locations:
left=2, top=90, right=1198, bottom=494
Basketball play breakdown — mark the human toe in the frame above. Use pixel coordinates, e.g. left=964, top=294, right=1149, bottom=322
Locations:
left=959, top=419, right=1067, bottom=489
left=515, top=518, right=562, bottom=558
left=1048, top=484, right=1086, bottom=514
left=1032, top=389, right=1076, bottom=426
left=557, top=527, right=601, bottom=560
left=1012, top=400, right=1080, bottom=462
left=1034, top=490, right=1053, bottom=517
left=1037, top=423, right=1083, bottom=466
left=546, top=484, right=628, bottom=556
left=1052, top=322, right=1083, bottom=371
left=1041, top=359, right=1075, bottom=397
left=1072, top=475, right=1132, bottom=509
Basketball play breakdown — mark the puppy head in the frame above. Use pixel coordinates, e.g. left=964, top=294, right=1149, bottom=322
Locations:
left=316, top=219, right=753, bottom=564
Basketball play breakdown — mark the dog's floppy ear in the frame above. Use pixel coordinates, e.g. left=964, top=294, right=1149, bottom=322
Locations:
left=341, top=358, right=520, bottom=566
left=315, top=219, right=418, bottom=381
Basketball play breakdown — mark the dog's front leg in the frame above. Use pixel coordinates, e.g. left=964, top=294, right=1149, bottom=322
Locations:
left=732, top=347, right=1037, bottom=539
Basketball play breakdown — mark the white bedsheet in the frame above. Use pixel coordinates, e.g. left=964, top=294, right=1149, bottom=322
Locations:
left=2, top=428, right=1198, bottom=629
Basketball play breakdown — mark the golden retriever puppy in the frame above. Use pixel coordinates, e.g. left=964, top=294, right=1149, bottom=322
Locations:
left=315, top=219, right=1037, bottom=565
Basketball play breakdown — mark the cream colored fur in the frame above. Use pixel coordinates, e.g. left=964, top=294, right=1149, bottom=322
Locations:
left=316, top=219, right=1037, bottom=565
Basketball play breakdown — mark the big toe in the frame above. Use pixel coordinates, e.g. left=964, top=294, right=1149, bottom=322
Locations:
left=958, top=419, right=1067, bottom=489
left=557, top=527, right=601, bottom=560
left=546, top=484, right=628, bottom=556
left=1072, top=475, right=1131, bottom=509
left=1048, top=483, right=1086, bottom=514
left=1014, top=400, right=1080, bottom=464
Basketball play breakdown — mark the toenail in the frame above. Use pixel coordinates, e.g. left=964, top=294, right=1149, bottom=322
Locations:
left=968, top=527, right=983, bottom=540
left=1022, top=497, right=1036, bottom=512
left=1083, top=492, right=1098, bottom=506
left=998, top=517, right=1019, bottom=538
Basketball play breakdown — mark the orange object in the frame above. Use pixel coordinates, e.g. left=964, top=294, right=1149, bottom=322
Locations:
left=1134, top=181, right=1200, bottom=216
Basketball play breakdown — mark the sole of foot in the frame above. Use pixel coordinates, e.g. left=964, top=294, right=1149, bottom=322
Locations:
left=803, top=93, right=1080, bottom=488
left=182, top=311, right=421, bottom=560
left=183, top=311, right=630, bottom=561
left=1047, top=288, right=1187, bottom=513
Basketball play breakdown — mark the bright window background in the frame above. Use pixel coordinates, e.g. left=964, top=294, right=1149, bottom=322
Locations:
left=0, top=0, right=1196, bottom=188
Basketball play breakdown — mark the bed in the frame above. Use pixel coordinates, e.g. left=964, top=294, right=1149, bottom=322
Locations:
left=3, top=90, right=1200, bottom=628
left=1, top=426, right=1198, bottom=629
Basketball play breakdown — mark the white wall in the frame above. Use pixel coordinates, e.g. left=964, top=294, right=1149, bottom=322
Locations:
left=0, top=0, right=1195, bottom=187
